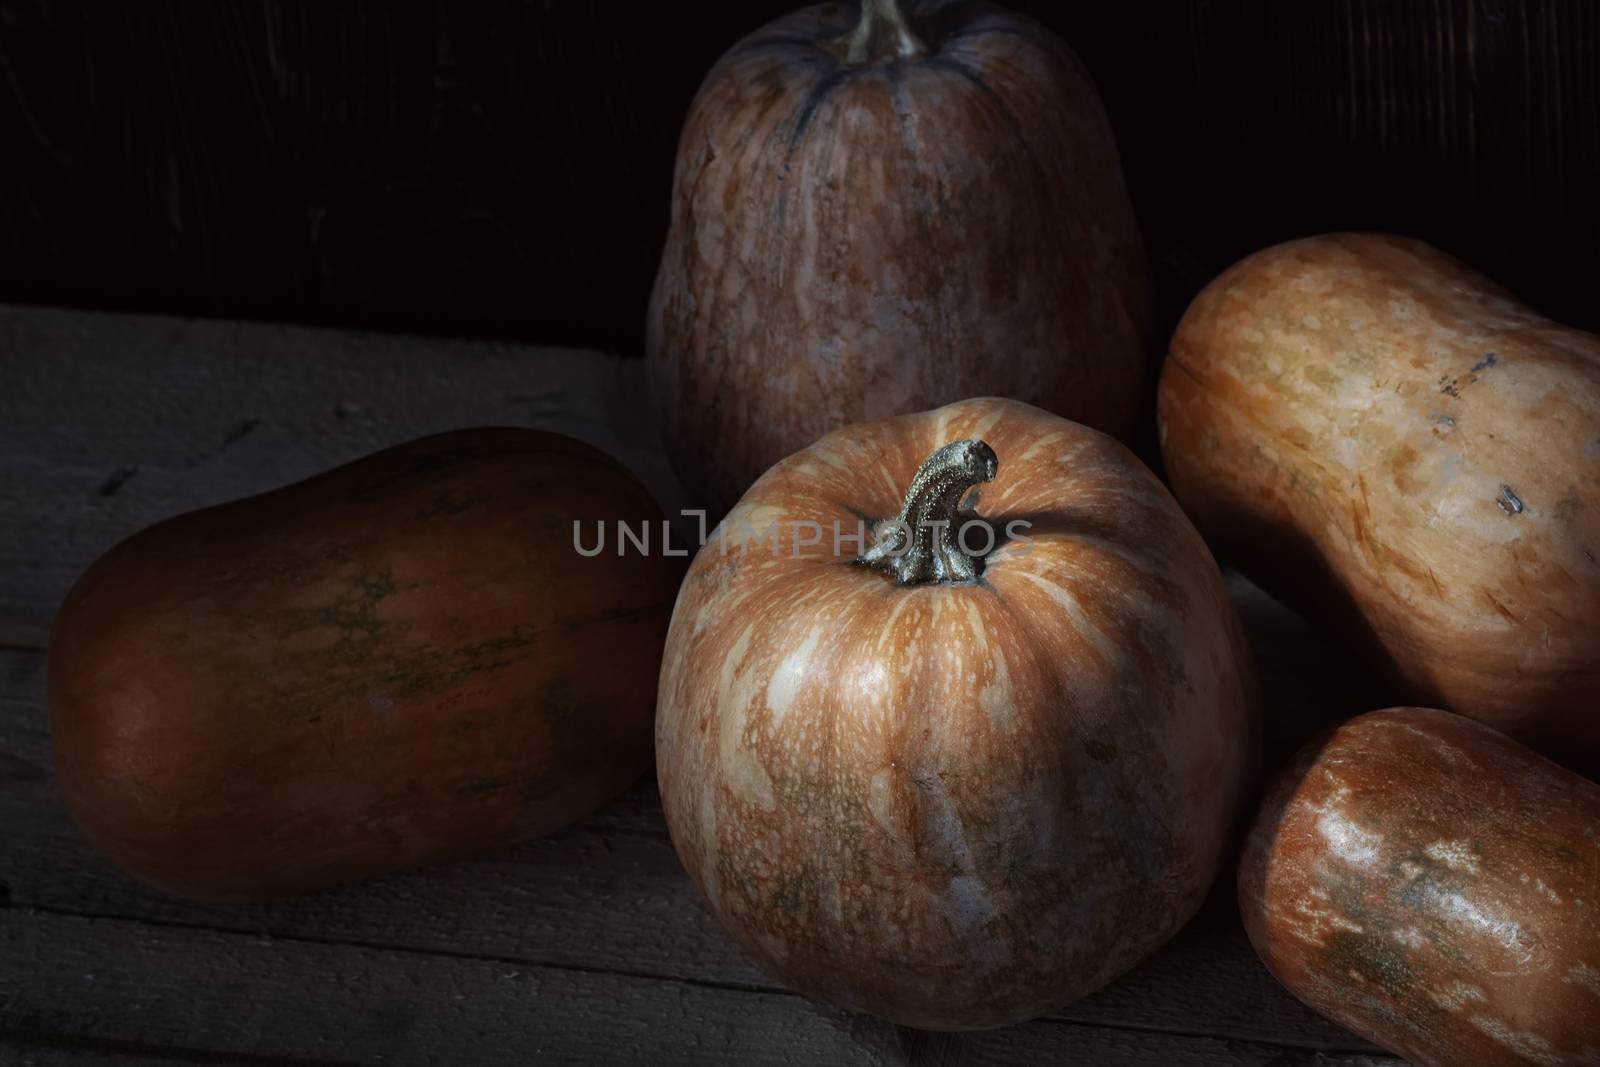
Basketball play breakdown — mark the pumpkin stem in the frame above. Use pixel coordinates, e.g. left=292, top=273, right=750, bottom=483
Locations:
left=841, top=0, right=928, bottom=65
left=858, top=439, right=998, bottom=585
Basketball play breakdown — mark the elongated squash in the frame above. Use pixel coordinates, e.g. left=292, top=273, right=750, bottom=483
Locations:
left=50, top=428, right=681, bottom=899
left=1159, top=233, right=1600, bottom=760
left=1241, top=707, right=1600, bottom=1067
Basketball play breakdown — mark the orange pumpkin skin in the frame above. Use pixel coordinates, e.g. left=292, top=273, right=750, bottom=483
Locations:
left=50, top=429, right=681, bottom=900
left=1158, top=234, right=1600, bottom=760
left=646, top=0, right=1156, bottom=513
left=1240, top=707, right=1600, bottom=1067
left=655, top=397, right=1257, bottom=1029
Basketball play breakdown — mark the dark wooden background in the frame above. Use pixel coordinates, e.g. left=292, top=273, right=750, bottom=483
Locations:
left=1, top=0, right=1596, bottom=353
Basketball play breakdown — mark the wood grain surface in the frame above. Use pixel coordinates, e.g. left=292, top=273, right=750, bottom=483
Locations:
left=0, top=304, right=1403, bottom=1063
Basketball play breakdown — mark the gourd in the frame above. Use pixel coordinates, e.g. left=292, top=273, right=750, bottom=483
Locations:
left=655, top=396, right=1257, bottom=1029
left=1158, top=233, right=1600, bottom=760
left=647, top=0, right=1156, bottom=513
left=49, top=428, right=681, bottom=900
left=1240, top=707, right=1600, bottom=1067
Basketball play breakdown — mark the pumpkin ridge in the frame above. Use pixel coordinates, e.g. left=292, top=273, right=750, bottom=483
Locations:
left=646, top=2, right=1156, bottom=510
left=657, top=398, right=1255, bottom=1026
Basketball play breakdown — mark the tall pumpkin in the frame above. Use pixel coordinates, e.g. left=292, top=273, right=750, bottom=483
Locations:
left=647, top=0, right=1156, bottom=513
left=655, top=397, right=1257, bottom=1029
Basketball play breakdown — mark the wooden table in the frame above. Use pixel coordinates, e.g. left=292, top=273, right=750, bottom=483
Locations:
left=0, top=305, right=1404, bottom=1065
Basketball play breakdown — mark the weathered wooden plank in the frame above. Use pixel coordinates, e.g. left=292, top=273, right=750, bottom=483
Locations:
left=0, top=908, right=880, bottom=1067
left=0, top=910, right=1398, bottom=1066
left=0, top=1042, right=319, bottom=1067
left=1, top=645, right=1379, bottom=1055
left=0, top=304, right=694, bottom=648
left=894, top=1026, right=1399, bottom=1067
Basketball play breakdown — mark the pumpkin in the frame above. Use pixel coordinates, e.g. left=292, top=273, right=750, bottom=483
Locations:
left=646, top=0, right=1156, bottom=514
left=1157, top=233, right=1600, bottom=761
left=654, top=396, right=1257, bottom=1029
left=1239, top=707, right=1600, bottom=1067
left=49, top=428, right=681, bottom=900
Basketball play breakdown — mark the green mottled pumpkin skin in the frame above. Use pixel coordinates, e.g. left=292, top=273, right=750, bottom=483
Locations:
left=50, top=428, right=680, bottom=900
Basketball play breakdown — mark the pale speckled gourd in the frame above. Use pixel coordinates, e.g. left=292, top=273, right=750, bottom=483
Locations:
left=647, top=0, right=1156, bottom=514
left=1158, top=233, right=1600, bottom=763
left=1241, top=707, right=1600, bottom=1067
left=654, top=396, right=1258, bottom=1029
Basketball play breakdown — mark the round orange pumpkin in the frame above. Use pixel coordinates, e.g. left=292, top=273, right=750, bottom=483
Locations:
left=655, top=397, right=1257, bottom=1028
left=647, top=0, right=1156, bottom=513
left=50, top=429, right=682, bottom=900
